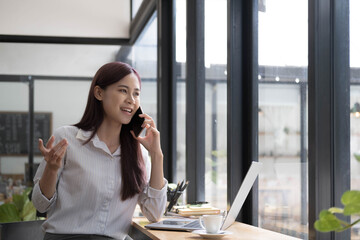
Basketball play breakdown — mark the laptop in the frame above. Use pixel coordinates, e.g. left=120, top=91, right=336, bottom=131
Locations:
left=145, top=161, right=262, bottom=231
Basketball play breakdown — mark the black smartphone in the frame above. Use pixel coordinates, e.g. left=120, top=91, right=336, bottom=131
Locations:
left=129, top=107, right=145, bottom=137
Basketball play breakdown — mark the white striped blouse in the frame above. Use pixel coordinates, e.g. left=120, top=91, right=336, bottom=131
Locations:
left=32, top=126, right=168, bottom=240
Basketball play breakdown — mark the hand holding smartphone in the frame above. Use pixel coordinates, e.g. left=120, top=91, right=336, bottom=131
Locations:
left=130, top=106, right=145, bottom=137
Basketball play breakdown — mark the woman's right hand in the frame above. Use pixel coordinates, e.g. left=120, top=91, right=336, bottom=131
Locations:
left=38, top=136, right=68, bottom=172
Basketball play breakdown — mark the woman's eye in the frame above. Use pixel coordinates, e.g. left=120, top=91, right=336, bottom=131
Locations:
left=119, top=89, right=127, bottom=93
left=134, top=92, right=140, bottom=97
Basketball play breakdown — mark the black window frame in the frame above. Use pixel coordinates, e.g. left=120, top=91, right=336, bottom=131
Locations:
left=0, top=2, right=352, bottom=240
left=308, top=0, right=350, bottom=239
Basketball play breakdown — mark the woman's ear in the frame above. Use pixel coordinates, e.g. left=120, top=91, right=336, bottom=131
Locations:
left=94, top=86, right=103, bottom=101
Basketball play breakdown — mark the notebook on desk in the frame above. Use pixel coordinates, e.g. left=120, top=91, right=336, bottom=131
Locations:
left=145, top=161, right=263, bottom=231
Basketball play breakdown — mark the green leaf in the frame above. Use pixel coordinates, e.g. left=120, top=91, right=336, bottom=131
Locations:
left=211, top=150, right=227, bottom=158
left=21, top=201, right=36, bottom=221
left=13, top=194, right=25, bottom=212
left=341, top=190, right=360, bottom=205
left=354, top=152, right=360, bottom=162
left=329, top=207, right=344, bottom=214
left=314, top=210, right=343, bottom=232
left=22, top=188, right=31, bottom=202
left=23, top=187, right=32, bottom=197
left=211, top=170, right=217, bottom=184
left=0, top=203, right=21, bottom=223
left=319, top=210, right=332, bottom=218
left=344, top=203, right=360, bottom=216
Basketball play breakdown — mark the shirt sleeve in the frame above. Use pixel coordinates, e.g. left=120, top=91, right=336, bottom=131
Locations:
left=32, top=128, right=66, bottom=213
left=137, top=146, right=168, bottom=222
left=32, top=159, right=58, bottom=213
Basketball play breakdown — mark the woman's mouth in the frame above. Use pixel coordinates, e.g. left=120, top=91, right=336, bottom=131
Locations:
left=121, top=107, right=133, bottom=114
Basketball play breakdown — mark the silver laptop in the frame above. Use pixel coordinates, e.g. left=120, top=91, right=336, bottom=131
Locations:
left=145, top=161, right=262, bottom=231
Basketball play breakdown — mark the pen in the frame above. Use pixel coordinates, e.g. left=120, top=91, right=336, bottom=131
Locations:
left=171, top=180, right=189, bottom=210
left=174, top=181, right=180, bottom=193
left=179, top=180, right=184, bottom=191
left=181, top=181, right=189, bottom=191
left=166, top=181, right=180, bottom=213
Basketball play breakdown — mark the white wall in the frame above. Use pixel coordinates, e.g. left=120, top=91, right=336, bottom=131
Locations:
left=0, top=0, right=130, bottom=38
left=0, top=43, right=120, bottom=76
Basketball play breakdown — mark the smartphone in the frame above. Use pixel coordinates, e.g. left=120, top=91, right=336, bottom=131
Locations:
left=129, top=106, right=145, bottom=137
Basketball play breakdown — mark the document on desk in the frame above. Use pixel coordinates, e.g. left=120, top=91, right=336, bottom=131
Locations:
left=176, top=206, right=221, bottom=217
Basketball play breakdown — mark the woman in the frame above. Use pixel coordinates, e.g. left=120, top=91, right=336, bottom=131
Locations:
left=32, top=62, right=167, bottom=240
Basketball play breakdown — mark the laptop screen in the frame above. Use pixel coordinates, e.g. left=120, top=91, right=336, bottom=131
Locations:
left=222, top=161, right=263, bottom=230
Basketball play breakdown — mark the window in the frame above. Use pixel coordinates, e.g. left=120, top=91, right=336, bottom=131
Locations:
left=0, top=82, right=29, bottom=201
left=176, top=0, right=186, bottom=203
left=0, top=42, right=122, bottom=221
left=127, top=13, right=158, bottom=125
left=258, top=0, right=308, bottom=238
left=132, top=0, right=144, bottom=19
left=34, top=79, right=91, bottom=168
left=204, top=0, right=227, bottom=210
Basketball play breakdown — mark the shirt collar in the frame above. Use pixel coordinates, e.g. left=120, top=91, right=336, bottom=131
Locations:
left=76, top=129, right=120, bottom=157
left=76, top=128, right=93, bottom=141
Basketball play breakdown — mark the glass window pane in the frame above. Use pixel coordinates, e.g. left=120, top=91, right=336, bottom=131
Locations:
left=132, top=0, right=144, bottom=19
left=0, top=42, right=124, bottom=220
left=34, top=79, right=90, bottom=167
left=124, top=12, right=157, bottom=214
left=0, top=82, right=29, bottom=202
left=350, top=0, right=360, bottom=238
left=34, top=80, right=91, bottom=130
left=176, top=0, right=186, bottom=203
left=258, top=0, right=308, bottom=238
left=127, top=13, right=158, bottom=124
left=205, top=0, right=227, bottom=210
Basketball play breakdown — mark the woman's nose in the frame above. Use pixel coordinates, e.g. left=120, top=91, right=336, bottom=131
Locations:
left=127, top=94, right=135, bottom=104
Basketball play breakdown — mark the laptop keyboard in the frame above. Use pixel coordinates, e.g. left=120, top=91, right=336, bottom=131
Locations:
left=183, top=220, right=201, bottom=229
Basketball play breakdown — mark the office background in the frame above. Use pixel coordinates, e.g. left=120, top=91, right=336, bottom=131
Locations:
left=0, top=0, right=357, bottom=239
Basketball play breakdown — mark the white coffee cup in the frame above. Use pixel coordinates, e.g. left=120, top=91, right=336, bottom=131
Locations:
left=199, top=215, right=224, bottom=234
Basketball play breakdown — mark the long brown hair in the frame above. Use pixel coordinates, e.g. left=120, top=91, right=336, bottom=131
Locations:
left=74, top=62, right=146, bottom=200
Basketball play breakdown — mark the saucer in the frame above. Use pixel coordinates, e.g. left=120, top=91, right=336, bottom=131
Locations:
left=192, top=230, right=232, bottom=239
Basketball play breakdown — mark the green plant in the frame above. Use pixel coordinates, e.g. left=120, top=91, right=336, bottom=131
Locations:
left=315, top=190, right=360, bottom=232
left=0, top=187, right=37, bottom=223
left=354, top=152, right=360, bottom=162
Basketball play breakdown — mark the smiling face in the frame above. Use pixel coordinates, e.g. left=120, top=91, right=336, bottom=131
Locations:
left=94, top=73, right=141, bottom=126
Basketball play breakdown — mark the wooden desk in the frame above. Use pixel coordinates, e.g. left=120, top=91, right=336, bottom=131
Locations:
left=130, top=218, right=301, bottom=240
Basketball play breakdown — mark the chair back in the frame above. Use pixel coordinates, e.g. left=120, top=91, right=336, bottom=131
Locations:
left=0, top=220, right=45, bottom=240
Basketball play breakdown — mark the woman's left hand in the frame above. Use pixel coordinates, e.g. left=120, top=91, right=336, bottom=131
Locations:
left=131, top=113, right=163, bottom=156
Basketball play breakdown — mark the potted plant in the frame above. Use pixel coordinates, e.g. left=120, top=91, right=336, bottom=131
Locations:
left=315, top=190, right=360, bottom=232
left=0, top=187, right=37, bottom=223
